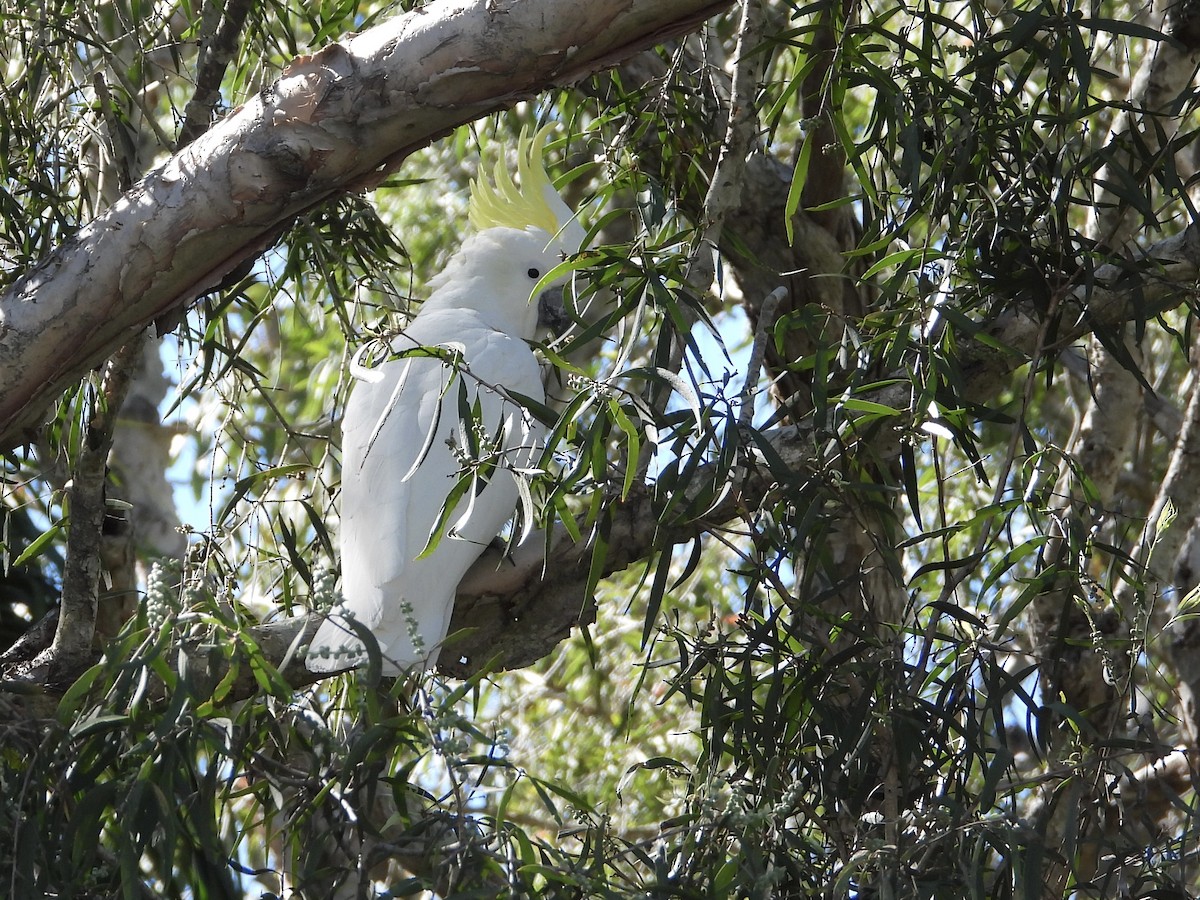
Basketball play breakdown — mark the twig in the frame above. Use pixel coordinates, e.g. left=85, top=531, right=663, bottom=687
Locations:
left=178, top=0, right=256, bottom=148
left=91, top=73, right=135, bottom=191
left=732, top=286, right=784, bottom=495
left=687, top=0, right=771, bottom=296
left=737, top=287, right=784, bottom=432
left=639, top=0, right=774, bottom=470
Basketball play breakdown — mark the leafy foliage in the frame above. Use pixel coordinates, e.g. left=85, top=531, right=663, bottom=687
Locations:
left=4, top=0, right=1200, bottom=896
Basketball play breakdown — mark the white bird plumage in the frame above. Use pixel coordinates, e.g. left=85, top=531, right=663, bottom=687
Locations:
left=306, top=126, right=585, bottom=674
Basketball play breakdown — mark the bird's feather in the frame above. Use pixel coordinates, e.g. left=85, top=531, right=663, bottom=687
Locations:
left=306, top=126, right=586, bottom=676
left=308, top=307, right=545, bottom=673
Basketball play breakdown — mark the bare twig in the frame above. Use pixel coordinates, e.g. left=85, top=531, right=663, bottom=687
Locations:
left=684, top=0, right=772, bottom=341
left=737, top=286, right=784, bottom=432
left=178, top=0, right=255, bottom=148
left=640, top=0, right=774, bottom=468
left=732, top=285, right=784, bottom=494
left=686, top=0, right=772, bottom=297
left=91, top=73, right=135, bottom=191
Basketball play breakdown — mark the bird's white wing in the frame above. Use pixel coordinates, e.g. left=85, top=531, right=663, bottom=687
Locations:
left=307, top=346, right=449, bottom=672
left=307, top=311, right=545, bottom=674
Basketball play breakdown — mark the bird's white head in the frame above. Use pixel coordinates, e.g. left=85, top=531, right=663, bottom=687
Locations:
left=418, top=125, right=584, bottom=338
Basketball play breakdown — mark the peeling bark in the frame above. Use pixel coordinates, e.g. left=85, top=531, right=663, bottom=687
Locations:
left=0, top=0, right=733, bottom=449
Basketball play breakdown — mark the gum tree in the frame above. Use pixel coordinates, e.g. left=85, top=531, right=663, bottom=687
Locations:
left=3, top=0, right=1200, bottom=896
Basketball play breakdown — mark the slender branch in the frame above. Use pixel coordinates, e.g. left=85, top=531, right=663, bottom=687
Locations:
left=91, top=73, right=135, bottom=191
left=51, top=335, right=147, bottom=667
left=1089, top=7, right=1200, bottom=251
left=732, top=285, right=784, bottom=494
left=688, top=0, right=772, bottom=295
left=178, top=0, right=256, bottom=148
left=1135, top=377, right=1200, bottom=747
left=737, top=287, right=784, bottom=432
left=797, top=0, right=854, bottom=219
left=647, top=0, right=774, bottom=431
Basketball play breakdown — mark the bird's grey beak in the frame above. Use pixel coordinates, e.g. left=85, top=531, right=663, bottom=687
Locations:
left=536, top=285, right=571, bottom=335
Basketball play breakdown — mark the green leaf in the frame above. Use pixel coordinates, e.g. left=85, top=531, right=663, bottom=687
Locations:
left=784, top=133, right=814, bottom=246
left=642, top=547, right=672, bottom=649
left=900, top=441, right=922, bottom=531
left=12, top=516, right=66, bottom=567
left=417, top=471, right=476, bottom=559
left=839, top=397, right=903, bottom=417
left=609, top=399, right=641, bottom=500
left=55, top=662, right=105, bottom=722
left=70, top=712, right=132, bottom=740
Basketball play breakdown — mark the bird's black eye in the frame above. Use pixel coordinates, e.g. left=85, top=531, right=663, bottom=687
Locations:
left=527, top=267, right=540, bottom=279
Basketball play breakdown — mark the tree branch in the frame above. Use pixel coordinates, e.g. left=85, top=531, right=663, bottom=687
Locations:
left=52, top=335, right=147, bottom=668
left=177, top=0, right=255, bottom=149
left=641, top=0, right=773, bottom=464
left=0, top=0, right=733, bottom=449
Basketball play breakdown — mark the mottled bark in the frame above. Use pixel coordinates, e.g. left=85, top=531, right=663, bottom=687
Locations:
left=0, top=0, right=733, bottom=449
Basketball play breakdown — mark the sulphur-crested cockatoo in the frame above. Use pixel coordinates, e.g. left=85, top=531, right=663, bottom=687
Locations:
left=306, top=126, right=584, bottom=675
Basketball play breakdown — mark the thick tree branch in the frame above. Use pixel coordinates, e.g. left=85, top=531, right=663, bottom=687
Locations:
left=0, top=0, right=732, bottom=449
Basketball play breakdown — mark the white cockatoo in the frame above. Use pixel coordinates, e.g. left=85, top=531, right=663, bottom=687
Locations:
left=306, top=126, right=585, bottom=675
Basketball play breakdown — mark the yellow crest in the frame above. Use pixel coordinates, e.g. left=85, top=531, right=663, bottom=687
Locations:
left=468, top=124, right=564, bottom=237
